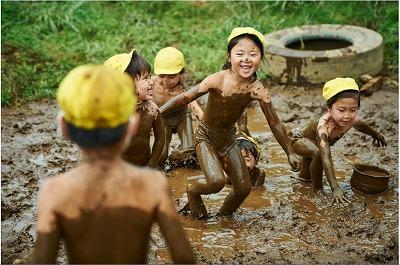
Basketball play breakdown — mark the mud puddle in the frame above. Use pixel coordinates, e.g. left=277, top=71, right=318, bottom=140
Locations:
left=1, top=77, right=398, bottom=264
left=150, top=106, right=398, bottom=264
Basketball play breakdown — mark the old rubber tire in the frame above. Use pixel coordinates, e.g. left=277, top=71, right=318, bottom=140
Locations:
left=264, top=24, right=383, bottom=85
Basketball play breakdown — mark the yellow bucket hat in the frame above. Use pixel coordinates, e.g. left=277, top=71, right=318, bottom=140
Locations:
left=154, top=47, right=185, bottom=75
left=322, top=77, right=359, bottom=101
left=228, top=27, right=266, bottom=49
left=103, top=49, right=136, bottom=73
left=57, top=64, right=137, bottom=130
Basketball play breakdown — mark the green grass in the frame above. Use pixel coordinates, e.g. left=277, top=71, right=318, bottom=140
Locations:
left=1, top=1, right=398, bottom=105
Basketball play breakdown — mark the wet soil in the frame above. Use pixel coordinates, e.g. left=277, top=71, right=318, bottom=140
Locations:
left=2, top=75, right=398, bottom=264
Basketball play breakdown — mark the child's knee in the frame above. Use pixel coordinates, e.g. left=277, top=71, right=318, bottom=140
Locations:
left=311, top=149, right=321, bottom=159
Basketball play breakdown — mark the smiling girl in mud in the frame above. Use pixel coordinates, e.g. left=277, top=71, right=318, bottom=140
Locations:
left=104, top=49, right=165, bottom=167
left=289, top=77, right=386, bottom=206
left=160, top=27, right=299, bottom=218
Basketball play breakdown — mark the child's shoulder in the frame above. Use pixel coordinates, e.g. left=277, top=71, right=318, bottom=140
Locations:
left=123, top=163, right=167, bottom=188
left=250, top=80, right=270, bottom=102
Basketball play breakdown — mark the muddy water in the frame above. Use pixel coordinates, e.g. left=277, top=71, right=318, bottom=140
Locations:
left=150, top=103, right=398, bottom=264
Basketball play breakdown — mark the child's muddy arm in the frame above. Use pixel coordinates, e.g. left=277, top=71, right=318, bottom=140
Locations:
left=156, top=176, right=196, bottom=263
left=160, top=84, right=208, bottom=116
left=31, top=181, right=61, bottom=263
left=353, top=120, right=387, bottom=147
left=316, top=132, right=350, bottom=206
left=188, top=100, right=204, bottom=120
left=148, top=111, right=166, bottom=167
left=260, top=101, right=299, bottom=171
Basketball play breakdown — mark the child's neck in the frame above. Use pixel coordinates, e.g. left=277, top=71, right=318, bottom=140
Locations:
left=81, top=146, right=122, bottom=163
left=229, top=69, right=255, bottom=84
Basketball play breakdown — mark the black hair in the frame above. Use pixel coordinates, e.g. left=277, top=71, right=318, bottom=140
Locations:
left=222, top=33, right=265, bottom=80
left=66, top=121, right=128, bottom=150
left=236, top=138, right=258, bottom=159
left=125, top=50, right=151, bottom=79
left=326, top=90, right=361, bottom=108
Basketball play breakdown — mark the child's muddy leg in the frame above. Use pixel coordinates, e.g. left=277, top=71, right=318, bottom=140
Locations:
left=310, top=153, right=325, bottom=196
left=160, top=126, right=172, bottom=164
left=292, top=139, right=326, bottom=197
left=299, top=157, right=312, bottom=181
left=177, top=114, right=194, bottom=152
left=186, top=142, right=225, bottom=218
left=219, top=145, right=251, bottom=216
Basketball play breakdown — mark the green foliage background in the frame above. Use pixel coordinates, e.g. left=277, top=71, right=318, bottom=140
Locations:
left=1, top=1, right=398, bottom=105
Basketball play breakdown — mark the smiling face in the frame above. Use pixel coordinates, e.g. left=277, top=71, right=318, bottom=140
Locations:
left=135, top=72, right=154, bottom=101
left=328, top=97, right=359, bottom=127
left=228, top=37, right=262, bottom=79
left=157, top=73, right=181, bottom=90
left=240, top=148, right=256, bottom=171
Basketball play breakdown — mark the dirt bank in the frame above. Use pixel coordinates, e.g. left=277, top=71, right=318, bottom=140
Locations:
left=1, top=75, right=398, bottom=264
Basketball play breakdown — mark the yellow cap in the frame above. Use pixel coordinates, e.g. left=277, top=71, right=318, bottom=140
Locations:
left=154, top=47, right=185, bottom=75
left=322, top=77, right=359, bottom=101
left=57, top=64, right=137, bottom=130
left=228, top=27, right=266, bottom=49
left=103, top=49, right=136, bottom=73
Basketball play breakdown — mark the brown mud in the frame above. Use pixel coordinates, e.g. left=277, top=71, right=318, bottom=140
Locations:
left=2, top=75, right=398, bottom=264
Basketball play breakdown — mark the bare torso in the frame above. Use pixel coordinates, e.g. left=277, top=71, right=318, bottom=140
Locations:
left=152, top=77, right=184, bottom=107
left=202, top=71, right=267, bottom=130
left=32, top=160, right=176, bottom=263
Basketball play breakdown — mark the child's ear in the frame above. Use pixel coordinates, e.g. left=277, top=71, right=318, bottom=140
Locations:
left=57, top=112, right=70, bottom=140
left=226, top=52, right=231, bottom=61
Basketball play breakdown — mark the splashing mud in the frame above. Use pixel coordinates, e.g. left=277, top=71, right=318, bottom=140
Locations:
left=2, top=76, right=398, bottom=264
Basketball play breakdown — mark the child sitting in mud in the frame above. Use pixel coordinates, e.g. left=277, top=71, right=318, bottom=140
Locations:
left=104, top=49, right=165, bottom=167
left=289, top=77, right=387, bottom=206
left=224, top=112, right=266, bottom=188
left=152, top=47, right=203, bottom=166
left=31, top=65, right=195, bottom=264
left=161, top=27, right=299, bottom=218
left=235, top=113, right=266, bottom=187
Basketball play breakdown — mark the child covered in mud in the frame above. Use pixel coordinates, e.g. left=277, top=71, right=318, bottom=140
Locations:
left=31, top=65, right=195, bottom=264
left=224, top=112, right=266, bottom=188
left=152, top=47, right=203, bottom=164
left=104, top=49, right=165, bottom=167
left=289, top=77, right=386, bottom=206
left=161, top=27, right=299, bottom=218
left=235, top=113, right=266, bottom=187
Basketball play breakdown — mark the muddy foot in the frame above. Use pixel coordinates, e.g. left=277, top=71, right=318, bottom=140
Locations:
left=187, top=192, right=208, bottom=219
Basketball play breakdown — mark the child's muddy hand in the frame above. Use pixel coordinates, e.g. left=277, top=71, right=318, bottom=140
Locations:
left=331, top=189, right=351, bottom=206
left=373, top=134, right=387, bottom=147
left=288, top=154, right=300, bottom=172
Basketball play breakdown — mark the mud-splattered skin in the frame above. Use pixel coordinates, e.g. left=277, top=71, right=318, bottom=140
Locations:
left=152, top=75, right=203, bottom=162
left=291, top=112, right=387, bottom=205
left=122, top=101, right=165, bottom=167
left=161, top=69, right=299, bottom=217
left=31, top=155, right=195, bottom=263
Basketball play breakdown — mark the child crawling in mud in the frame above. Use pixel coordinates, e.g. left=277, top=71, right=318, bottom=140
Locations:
left=161, top=27, right=299, bottom=218
left=31, top=65, right=195, bottom=264
left=289, top=77, right=387, bottom=206
left=152, top=47, right=203, bottom=165
left=104, top=49, right=165, bottom=167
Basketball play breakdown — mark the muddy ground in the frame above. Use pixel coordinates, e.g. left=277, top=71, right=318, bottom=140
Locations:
left=1, top=75, right=398, bottom=264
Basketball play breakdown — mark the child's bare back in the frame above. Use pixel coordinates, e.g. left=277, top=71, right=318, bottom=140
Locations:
left=33, top=159, right=191, bottom=263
